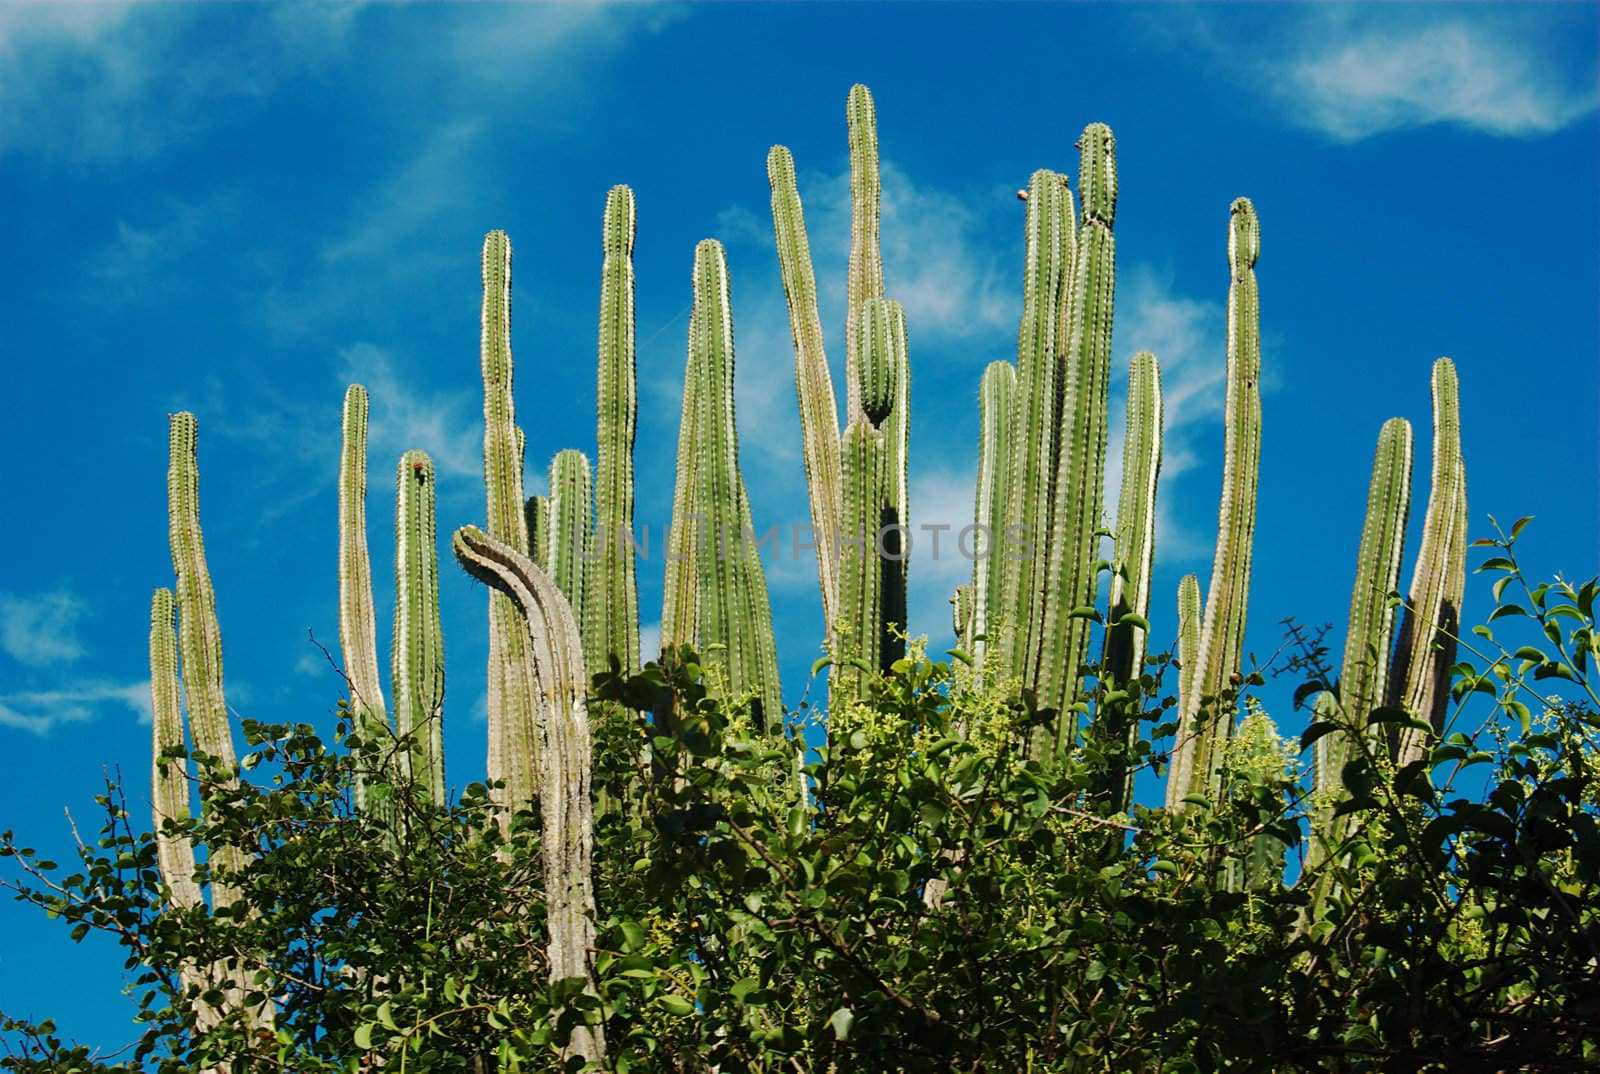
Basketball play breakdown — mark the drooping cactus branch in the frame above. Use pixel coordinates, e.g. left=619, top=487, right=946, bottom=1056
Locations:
left=1167, top=198, right=1263, bottom=810
left=393, top=449, right=445, bottom=804
left=451, top=525, right=606, bottom=1066
left=338, top=384, right=393, bottom=811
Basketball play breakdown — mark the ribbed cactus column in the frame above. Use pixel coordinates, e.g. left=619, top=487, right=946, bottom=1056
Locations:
left=969, top=361, right=1016, bottom=666
left=767, top=145, right=843, bottom=631
left=844, top=83, right=884, bottom=429
left=1319, top=418, right=1414, bottom=803
left=590, top=184, right=642, bottom=678
left=393, top=450, right=445, bottom=803
left=1103, top=351, right=1163, bottom=685
left=837, top=420, right=890, bottom=701
left=1175, top=573, right=1203, bottom=735
left=1166, top=199, right=1263, bottom=811
left=1000, top=169, right=1075, bottom=679
left=1391, top=358, right=1467, bottom=766
left=451, top=526, right=605, bottom=1066
left=1033, top=124, right=1119, bottom=755
left=480, top=230, right=540, bottom=814
left=526, top=494, right=551, bottom=569
left=661, top=329, right=702, bottom=659
left=547, top=448, right=593, bottom=613
left=338, top=385, right=393, bottom=812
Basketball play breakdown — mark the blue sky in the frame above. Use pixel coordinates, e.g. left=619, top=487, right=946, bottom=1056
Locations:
left=1, top=2, right=1595, bottom=1055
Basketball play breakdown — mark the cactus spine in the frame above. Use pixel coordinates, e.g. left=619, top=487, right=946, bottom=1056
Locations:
left=338, top=385, right=393, bottom=812
left=480, top=230, right=540, bottom=814
left=969, top=361, right=1016, bottom=667
left=393, top=450, right=445, bottom=803
left=1104, top=351, right=1163, bottom=685
left=590, top=185, right=641, bottom=678
left=1166, top=198, right=1263, bottom=810
left=767, top=145, right=843, bottom=631
left=451, top=526, right=605, bottom=1066
left=1391, top=358, right=1467, bottom=765
left=547, top=448, right=593, bottom=612
left=1032, top=125, right=1119, bottom=754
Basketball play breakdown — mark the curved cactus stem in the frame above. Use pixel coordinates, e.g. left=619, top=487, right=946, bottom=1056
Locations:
left=394, top=450, right=445, bottom=804
left=591, top=184, right=642, bottom=679
left=1391, top=358, right=1467, bottom=766
left=844, top=84, right=884, bottom=428
left=480, top=230, right=539, bottom=817
left=338, top=385, right=393, bottom=813
left=1000, top=169, right=1075, bottom=681
left=547, top=448, right=593, bottom=615
left=970, top=361, right=1016, bottom=668
left=1168, top=198, right=1263, bottom=811
left=451, top=525, right=605, bottom=1066
left=1103, top=351, right=1163, bottom=685
left=767, top=144, right=844, bottom=632
left=1033, top=124, right=1119, bottom=755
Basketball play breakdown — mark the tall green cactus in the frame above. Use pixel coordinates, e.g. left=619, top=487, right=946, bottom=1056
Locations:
left=844, top=83, right=884, bottom=430
left=547, top=448, right=593, bottom=613
left=970, top=361, right=1015, bottom=667
left=662, top=239, right=782, bottom=725
left=451, top=526, right=606, bottom=1066
left=1103, top=351, right=1163, bottom=685
left=526, top=494, right=551, bottom=571
left=1000, top=169, right=1074, bottom=681
left=1033, top=124, right=1119, bottom=755
left=338, top=385, right=393, bottom=812
left=1318, top=418, right=1414, bottom=804
left=837, top=420, right=891, bottom=702
left=480, top=230, right=541, bottom=814
left=767, top=145, right=843, bottom=632
left=393, top=450, right=445, bottom=804
left=1175, top=573, right=1203, bottom=732
left=1166, top=198, right=1263, bottom=810
left=590, top=184, right=642, bottom=679
left=1391, top=358, right=1467, bottom=766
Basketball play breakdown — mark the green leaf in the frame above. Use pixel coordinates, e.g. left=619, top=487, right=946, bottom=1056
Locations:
left=829, top=1006, right=855, bottom=1040
left=376, top=1000, right=398, bottom=1031
left=353, top=1023, right=374, bottom=1050
left=618, top=919, right=646, bottom=953
left=1301, top=721, right=1340, bottom=749
left=657, top=994, right=695, bottom=1017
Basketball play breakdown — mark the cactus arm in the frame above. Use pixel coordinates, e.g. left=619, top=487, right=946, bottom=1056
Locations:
left=970, top=361, right=1016, bottom=668
left=836, top=419, right=889, bottom=701
left=737, top=474, right=784, bottom=728
left=393, top=450, right=445, bottom=803
left=767, top=145, right=844, bottom=632
left=451, top=526, right=605, bottom=1065
left=884, top=299, right=911, bottom=608
left=1168, top=198, right=1263, bottom=810
left=661, top=318, right=702, bottom=658
left=1103, top=351, right=1163, bottom=685
left=592, top=184, right=642, bottom=678
left=1164, top=573, right=1207, bottom=807
left=1392, top=358, right=1467, bottom=765
left=1000, top=170, right=1075, bottom=679
left=844, top=84, right=884, bottom=428
left=338, top=385, right=393, bottom=812
left=1033, top=124, right=1119, bottom=753
left=480, top=230, right=539, bottom=814
left=526, top=494, right=551, bottom=571
left=548, top=449, right=594, bottom=614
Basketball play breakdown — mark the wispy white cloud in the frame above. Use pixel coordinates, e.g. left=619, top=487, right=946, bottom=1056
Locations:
left=0, top=681, right=151, bottom=736
left=336, top=343, right=482, bottom=484
left=0, top=591, right=87, bottom=667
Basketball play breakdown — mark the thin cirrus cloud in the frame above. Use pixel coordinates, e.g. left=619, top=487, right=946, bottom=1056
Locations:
left=0, top=590, right=88, bottom=668
left=0, top=682, right=152, bottom=736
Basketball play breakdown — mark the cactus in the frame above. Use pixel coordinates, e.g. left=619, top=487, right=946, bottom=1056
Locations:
left=590, top=184, right=642, bottom=679
left=951, top=584, right=974, bottom=650
left=480, top=230, right=541, bottom=815
left=1175, top=573, right=1203, bottom=733
left=663, top=239, right=783, bottom=725
left=1032, top=125, right=1119, bottom=755
left=1222, top=701, right=1289, bottom=891
left=969, top=361, right=1016, bottom=667
left=844, top=83, right=884, bottom=429
left=451, top=526, right=606, bottom=1066
left=526, top=494, right=551, bottom=569
left=338, top=385, right=393, bottom=813
left=853, top=297, right=909, bottom=665
left=767, top=145, right=844, bottom=631
left=1103, top=351, right=1163, bottom=685
left=1391, top=358, right=1467, bottom=766
left=547, top=448, right=593, bottom=613
left=837, top=420, right=892, bottom=701
left=393, top=450, right=445, bottom=803
left=1317, top=418, right=1414, bottom=811
left=999, top=169, right=1075, bottom=681
left=1166, top=198, right=1263, bottom=810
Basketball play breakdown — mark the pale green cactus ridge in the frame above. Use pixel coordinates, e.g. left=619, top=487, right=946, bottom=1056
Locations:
left=1104, top=350, right=1163, bottom=685
left=394, top=449, right=445, bottom=803
left=1164, top=572, right=1207, bottom=809
left=837, top=419, right=889, bottom=701
left=1000, top=169, right=1074, bottom=678
left=766, top=144, right=843, bottom=633
left=952, top=584, right=974, bottom=649
left=661, top=317, right=702, bottom=657
left=525, top=494, right=551, bottom=570
left=1167, top=197, right=1263, bottom=811
left=591, top=184, right=641, bottom=678
left=1329, top=417, right=1414, bottom=784
left=971, top=360, right=1016, bottom=666
left=883, top=298, right=911, bottom=596
left=150, top=587, right=200, bottom=907
left=856, top=298, right=901, bottom=427
left=1391, top=358, right=1467, bottom=765
left=844, top=83, right=884, bottom=427
left=479, top=229, right=539, bottom=813
left=547, top=448, right=593, bottom=615
left=1033, top=126, right=1119, bottom=749
left=338, top=385, right=393, bottom=814
left=737, top=474, right=784, bottom=724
